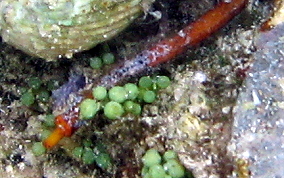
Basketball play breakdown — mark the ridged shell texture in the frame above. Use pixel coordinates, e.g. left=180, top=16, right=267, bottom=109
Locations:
left=0, top=0, right=149, bottom=60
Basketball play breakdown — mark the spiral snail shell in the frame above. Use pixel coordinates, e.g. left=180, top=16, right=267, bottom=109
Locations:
left=0, top=0, right=153, bottom=60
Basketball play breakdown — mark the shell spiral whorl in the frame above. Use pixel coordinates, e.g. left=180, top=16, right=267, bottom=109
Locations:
left=0, top=0, right=152, bottom=60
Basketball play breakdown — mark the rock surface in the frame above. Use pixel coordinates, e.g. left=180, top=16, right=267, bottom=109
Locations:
left=229, top=23, right=284, bottom=177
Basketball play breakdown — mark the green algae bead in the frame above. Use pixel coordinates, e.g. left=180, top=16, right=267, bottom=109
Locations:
left=47, top=79, right=60, bottom=91
left=108, top=86, right=127, bottom=103
left=36, top=90, right=50, bottom=102
left=93, top=86, right=107, bottom=100
left=21, top=92, right=35, bottom=106
left=143, top=90, right=156, bottom=103
left=141, top=166, right=149, bottom=176
left=149, top=164, right=167, bottom=178
left=124, top=83, right=139, bottom=100
left=72, top=147, right=84, bottom=159
left=102, top=53, right=115, bottom=65
left=124, top=100, right=135, bottom=112
left=139, top=76, right=153, bottom=89
left=132, top=103, right=142, bottom=116
left=32, top=142, right=46, bottom=156
left=142, top=149, right=161, bottom=167
left=123, top=101, right=141, bottom=115
left=95, top=141, right=107, bottom=153
left=143, top=173, right=151, bottom=178
left=40, top=130, right=52, bottom=140
left=104, top=101, right=124, bottom=119
left=83, top=139, right=93, bottom=147
left=95, top=153, right=112, bottom=170
left=82, top=147, right=96, bottom=165
left=156, top=76, right=171, bottom=89
left=27, top=77, right=42, bottom=89
left=163, top=150, right=178, bottom=161
left=80, top=99, right=99, bottom=119
left=163, top=159, right=185, bottom=178
left=18, top=87, right=28, bottom=95
left=43, top=114, right=55, bottom=127
left=90, top=57, right=103, bottom=69
left=137, top=88, right=146, bottom=101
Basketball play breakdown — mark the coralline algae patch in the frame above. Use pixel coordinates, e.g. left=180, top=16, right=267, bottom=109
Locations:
left=151, top=18, right=255, bottom=176
left=140, top=58, right=245, bottom=178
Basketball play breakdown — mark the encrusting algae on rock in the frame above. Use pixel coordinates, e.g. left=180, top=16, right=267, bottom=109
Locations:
left=0, top=0, right=154, bottom=60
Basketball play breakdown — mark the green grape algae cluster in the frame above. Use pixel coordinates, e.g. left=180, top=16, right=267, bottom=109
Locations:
left=80, top=75, right=171, bottom=120
left=141, top=149, right=192, bottom=178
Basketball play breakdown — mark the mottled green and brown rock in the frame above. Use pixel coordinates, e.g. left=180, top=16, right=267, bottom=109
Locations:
left=0, top=0, right=153, bottom=60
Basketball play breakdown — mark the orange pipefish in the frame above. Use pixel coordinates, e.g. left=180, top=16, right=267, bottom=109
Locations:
left=43, top=0, right=248, bottom=149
